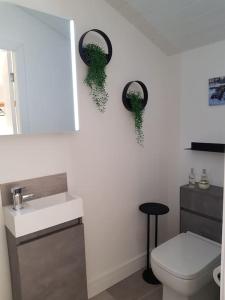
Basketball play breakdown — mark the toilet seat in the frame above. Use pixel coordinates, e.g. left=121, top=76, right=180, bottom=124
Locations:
left=151, top=232, right=221, bottom=298
left=151, top=232, right=221, bottom=281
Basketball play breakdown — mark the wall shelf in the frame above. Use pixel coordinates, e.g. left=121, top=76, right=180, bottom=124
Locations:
left=185, top=142, right=225, bottom=153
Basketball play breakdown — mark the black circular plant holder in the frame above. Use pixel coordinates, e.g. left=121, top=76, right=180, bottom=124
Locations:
left=122, top=81, right=148, bottom=111
left=79, top=29, right=112, bottom=66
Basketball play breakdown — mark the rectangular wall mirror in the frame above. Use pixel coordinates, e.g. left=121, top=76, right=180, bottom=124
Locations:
left=0, top=2, right=79, bottom=135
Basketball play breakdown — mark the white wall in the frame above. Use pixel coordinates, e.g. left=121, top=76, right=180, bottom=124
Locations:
left=164, top=40, right=225, bottom=244
left=178, top=41, right=225, bottom=300
left=0, top=0, right=176, bottom=299
left=2, top=3, right=223, bottom=300
left=161, top=54, right=181, bottom=239
left=179, top=40, right=225, bottom=188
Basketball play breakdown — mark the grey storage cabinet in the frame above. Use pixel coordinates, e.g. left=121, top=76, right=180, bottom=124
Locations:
left=180, top=185, right=223, bottom=243
left=6, top=220, right=88, bottom=300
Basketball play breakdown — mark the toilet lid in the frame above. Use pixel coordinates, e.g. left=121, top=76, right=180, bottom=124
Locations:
left=151, top=232, right=221, bottom=280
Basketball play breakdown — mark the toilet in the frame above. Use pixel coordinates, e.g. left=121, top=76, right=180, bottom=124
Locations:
left=151, top=231, right=221, bottom=300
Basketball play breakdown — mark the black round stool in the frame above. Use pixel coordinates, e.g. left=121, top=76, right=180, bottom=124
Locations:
left=139, top=202, right=169, bottom=284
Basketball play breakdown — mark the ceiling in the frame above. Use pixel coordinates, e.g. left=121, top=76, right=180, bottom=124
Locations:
left=105, top=0, right=225, bottom=55
left=20, top=5, right=70, bottom=39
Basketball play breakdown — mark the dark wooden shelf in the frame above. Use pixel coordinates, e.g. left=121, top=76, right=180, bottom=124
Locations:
left=185, top=142, right=225, bottom=153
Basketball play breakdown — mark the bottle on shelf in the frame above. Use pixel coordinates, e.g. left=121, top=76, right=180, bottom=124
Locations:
left=188, top=168, right=196, bottom=188
left=198, top=169, right=210, bottom=190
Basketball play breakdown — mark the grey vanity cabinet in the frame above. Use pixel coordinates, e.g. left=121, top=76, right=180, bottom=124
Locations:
left=6, top=220, right=88, bottom=300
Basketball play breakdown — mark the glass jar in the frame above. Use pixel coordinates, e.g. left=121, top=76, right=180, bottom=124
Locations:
left=198, top=169, right=210, bottom=189
left=188, top=168, right=196, bottom=188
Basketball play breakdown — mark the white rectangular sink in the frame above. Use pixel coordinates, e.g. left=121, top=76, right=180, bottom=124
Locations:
left=4, top=192, right=83, bottom=238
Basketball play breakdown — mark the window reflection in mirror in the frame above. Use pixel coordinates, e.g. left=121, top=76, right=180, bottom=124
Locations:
left=0, top=50, right=20, bottom=135
left=0, top=3, right=79, bottom=135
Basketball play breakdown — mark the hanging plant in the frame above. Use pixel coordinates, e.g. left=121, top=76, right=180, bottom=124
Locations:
left=127, top=91, right=145, bottom=146
left=84, top=43, right=108, bottom=112
left=122, top=81, right=148, bottom=146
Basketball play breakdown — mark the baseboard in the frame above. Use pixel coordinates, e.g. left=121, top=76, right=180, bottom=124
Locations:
left=87, top=252, right=146, bottom=299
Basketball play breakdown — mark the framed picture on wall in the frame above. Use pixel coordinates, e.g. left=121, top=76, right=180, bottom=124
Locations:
left=209, top=77, right=225, bottom=106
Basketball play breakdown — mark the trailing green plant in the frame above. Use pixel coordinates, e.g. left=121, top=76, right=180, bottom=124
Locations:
left=84, top=43, right=108, bottom=112
left=127, top=91, right=144, bottom=146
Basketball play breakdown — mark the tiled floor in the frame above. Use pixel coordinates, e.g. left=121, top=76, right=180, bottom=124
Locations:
left=91, top=270, right=163, bottom=300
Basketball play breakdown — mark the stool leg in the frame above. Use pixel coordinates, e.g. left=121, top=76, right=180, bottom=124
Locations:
left=142, top=214, right=160, bottom=285
left=147, top=214, right=150, bottom=270
left=143, top=214, right=160, bottom=284
left=155, top=215, right=158, bottom=248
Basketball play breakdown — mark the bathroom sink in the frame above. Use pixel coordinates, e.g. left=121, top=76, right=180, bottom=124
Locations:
left=4, top=192, right=83, bottom=238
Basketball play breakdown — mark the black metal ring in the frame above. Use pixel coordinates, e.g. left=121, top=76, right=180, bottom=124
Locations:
left=122, top=81, right=148, bottom=111
left=79, top=29, right=112, bottom=66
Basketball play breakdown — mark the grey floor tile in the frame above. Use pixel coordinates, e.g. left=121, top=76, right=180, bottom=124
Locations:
left=91, top=291, right=115, bottom=300
left=108, top=270, right=162, bottom=300
left=139, top=287, right=162, bottom=300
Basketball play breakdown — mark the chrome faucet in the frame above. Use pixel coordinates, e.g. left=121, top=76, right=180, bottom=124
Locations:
left=11, top=187, right=34, bottom=211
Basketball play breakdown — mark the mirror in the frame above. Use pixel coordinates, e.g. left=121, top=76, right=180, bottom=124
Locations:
left=0, top=3, right=79, bottom=135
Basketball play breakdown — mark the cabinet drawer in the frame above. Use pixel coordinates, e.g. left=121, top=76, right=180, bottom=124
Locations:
left=180, top=186, right=223, bottom=221
left=17, top=224, right=87, bottom=300
left=180, top=210, right=222, bottom=243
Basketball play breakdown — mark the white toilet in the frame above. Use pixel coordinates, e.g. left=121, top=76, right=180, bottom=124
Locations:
left=151, top=231, right=221, bottom=300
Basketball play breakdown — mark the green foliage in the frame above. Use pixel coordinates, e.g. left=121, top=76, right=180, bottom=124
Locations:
left=128, top=91, right=144, bottom=146
left=84, top=43, right=108, bottom=112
